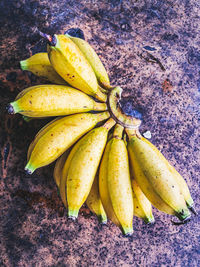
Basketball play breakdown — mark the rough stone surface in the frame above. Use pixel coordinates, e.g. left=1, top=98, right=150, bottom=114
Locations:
left=0, top=0, right=200, bottom=266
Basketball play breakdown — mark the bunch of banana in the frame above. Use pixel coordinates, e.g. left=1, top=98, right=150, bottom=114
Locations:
left=8, top=29, right=195, bottom=236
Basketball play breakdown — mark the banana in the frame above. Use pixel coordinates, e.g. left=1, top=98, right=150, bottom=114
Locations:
left=124, top=132, right=154, bottom=224
left=99, top=139, right=120, bottom=226
left=8, top=84, right=107, bottom=117
left=60, top=140, right=83, bottom=209
left=132, top=179, right=155, bottom=224
left=126, top=129, right=191, bottom=221
left=65, top=118, right=116, bottom=219
left=107, top=124, right=134, bottom=235
left=27, top=117, right=61, bottom=160
left=25, top=111, right=110, bottom=174
left=141, top=138, right=194, bottom=210
left=53, top=151, right=69, bottom=188
left=86, top=174, right=107, bottom=223
left=67, top=35, right=111, bottom=89
left=20, top=53, right=67, bottom=85
left=48, top=34, right=107, bottom=102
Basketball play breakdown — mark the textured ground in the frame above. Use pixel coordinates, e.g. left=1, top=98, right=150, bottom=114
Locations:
left=0, top=0, right=200, bottom=266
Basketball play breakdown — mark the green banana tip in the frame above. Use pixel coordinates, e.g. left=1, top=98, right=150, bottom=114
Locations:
left=175, top=208, right=191, bottom=222
left=24, top=162, right=35, bottom=175
left=143, top=216, right=155, bottom=225
left=20, top=60, right=28, bottom=71
left=68, top=209, right=79, bottom=220
left=98, top=215, right=107, bottom=225
left=122, top=226, right=133, bottom=236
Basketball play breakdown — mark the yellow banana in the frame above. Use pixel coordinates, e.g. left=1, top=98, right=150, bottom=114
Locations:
left=20, top=53, right=67, bottom=85
left=60, top=140, right=83, bottom=209
left=53, top=151, right=69, bottom=188
left=86, top=174, right=107, bottom=223
left=27, top=117, right=61, bottom=160
left=141, top=138, right=194, bottom=210
left=25, top=112, right=110, bottom=174
left=132, top=179, right=154, bottom=224
left=48, top=34, right=107, bottom=102
left=67, top=35, right=111, bottom=89
left=8, top=84, right=107, bottom=117
left=65, top=118, right=116, bottom=219
left=99, top=140, right=120, bottom=226
left=126, top=130, right=191, bottom=221
left=107, top=124, right=134, bottom=235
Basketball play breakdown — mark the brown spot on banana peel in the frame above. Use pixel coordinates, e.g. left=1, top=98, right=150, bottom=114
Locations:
left=108, top=86, right=142, bottom=130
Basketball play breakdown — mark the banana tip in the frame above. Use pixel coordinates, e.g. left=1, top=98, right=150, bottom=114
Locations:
left=144, top=216, right=155, bottom=225
left=24, top=167, right=33, bottom=175
left=68, top=215, right=77, bottom=221
left=122, top=227, right=133, bottom=236
left=68, top=209, right=79, bottom=219
left=124, top=231, right=133, bottom=237
left=98, top=215, right=107, bottom=225
left=7, top=104, right=15, bottom=114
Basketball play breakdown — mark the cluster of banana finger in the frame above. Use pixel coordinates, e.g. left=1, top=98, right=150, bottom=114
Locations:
left=8, top=30, right=195, bottom=236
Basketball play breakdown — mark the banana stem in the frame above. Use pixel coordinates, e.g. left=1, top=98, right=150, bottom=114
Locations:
left=125, top=128, right=142, bottom=139
left=93, top=102, right=107, bottom=111
left=103, top=118, right=116, bottom=131
left=113, top=124, right=124, bottom=139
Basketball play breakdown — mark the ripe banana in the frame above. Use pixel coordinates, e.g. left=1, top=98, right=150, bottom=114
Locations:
left=53, top=151, right=69, bottom=188
left=20, top=53, right=67, bottom=85
left=8, top=84, right=107, bottom=117
left=107, top=124, right=134, bottom=235
left=126, top=129, right=191, bottom=221
left=65, top=118, right=116, bottom=219
left=99, top=139, right=120, bottom=226
left=27, top=117, right=61, bottom=160
left=141, top=138, right=194, bottom=210
left=67, top=34, right=111, bottom=89
left=60, top=140, right=83, bottom=209
left=86, top=174, right=107, bottom=223
left=25, top=112, right=110, bottom=174
left=47, top=34, right=107, bottom=102
left=132, top=179, right=154, bottom=224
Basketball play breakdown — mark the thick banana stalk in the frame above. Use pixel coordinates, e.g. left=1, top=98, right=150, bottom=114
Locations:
left=25, top=112, right=110, bottom=174
left=8, top=85, right=107, bottom=117
left=107, top=124, right=134, bottom=235
left=141, top=138, right=194, bottom=209
left=67, top=35, right=111, bottom=89
left=132, top=179, right=155, bottom=224
left=108, top=87, right=142, bottom=129
left=99, top=140, right=120, bottom=226
left=20, top=53, right=67, bottom=85
left=65, top=118, right=116, bottom=219
left=86, top=174, right=107, bottom=223
left=53, top=151, right=69, bottom=188
left=126, top=130, right=191, bottom=221
left=48, top=34, right=107, bottom=102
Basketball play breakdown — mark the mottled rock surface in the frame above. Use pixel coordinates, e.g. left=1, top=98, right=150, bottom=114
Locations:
left=0, top=0, right=200, bottom=266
